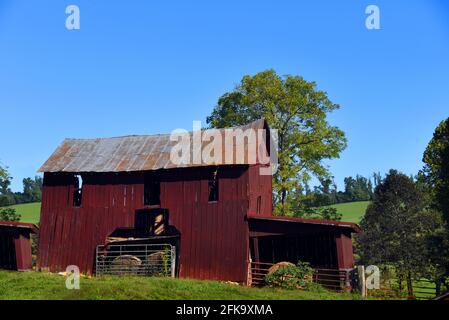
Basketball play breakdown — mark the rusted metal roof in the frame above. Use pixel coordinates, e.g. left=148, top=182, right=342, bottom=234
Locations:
left=39, top=119, right=269, bottom=173
left=0, top=221, right=39, bottom=234
left=247, top=214, right=362, bottom=233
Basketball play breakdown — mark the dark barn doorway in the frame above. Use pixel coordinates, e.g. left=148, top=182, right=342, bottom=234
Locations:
left=253, top=233, right=338, bottom=269
left=248, top=215, right=360, bottom=270
left=0, top=231, right=17, bottom=270
left=0, top=222, right=38, bottom=271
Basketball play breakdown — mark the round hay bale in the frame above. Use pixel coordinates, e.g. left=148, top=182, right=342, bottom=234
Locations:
left=110, top=255, right=142, bottom=274
left=146, top=251, right=166, bottom=275
left=267, top=261, right=295, bottom=275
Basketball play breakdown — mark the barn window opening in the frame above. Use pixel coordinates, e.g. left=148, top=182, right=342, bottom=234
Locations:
left=144, top=174, right=160, bottom=206
left=73, top=174, right=83, bottom=207
left=208, top=169, right=219, bottom=202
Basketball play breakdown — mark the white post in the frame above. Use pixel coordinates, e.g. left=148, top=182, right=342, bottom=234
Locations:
left=358, top=265, right=367, bottom=297
left=171, top=246, right=176, bottom=278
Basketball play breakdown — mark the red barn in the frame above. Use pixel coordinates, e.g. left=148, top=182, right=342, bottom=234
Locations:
left=37, top=119, right=359, bottom=284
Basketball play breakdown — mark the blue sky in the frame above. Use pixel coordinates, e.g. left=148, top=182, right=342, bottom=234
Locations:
left=0, top=0, right=448, bottom=192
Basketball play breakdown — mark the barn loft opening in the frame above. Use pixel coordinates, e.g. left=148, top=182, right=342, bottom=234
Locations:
left=73, top=174, right=83, bottom=207
left=208, top=168, right=219, bottom=202
left=144, top=173, right=160, bottom=206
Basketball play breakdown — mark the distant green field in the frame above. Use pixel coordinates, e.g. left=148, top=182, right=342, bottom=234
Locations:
left=5, top=202, right=41, bottom=224
left=2, top=201, right=368, bottom=225
left=326, top=201, right=370, bottom=223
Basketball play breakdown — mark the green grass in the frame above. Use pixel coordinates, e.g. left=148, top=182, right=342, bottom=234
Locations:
left=0, top=271, right=364, bottom=300
left=326, top=201, right=370, bottom=223
left=3, top=202, right=41, bottom=224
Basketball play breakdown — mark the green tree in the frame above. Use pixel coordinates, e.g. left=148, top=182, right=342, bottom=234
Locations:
left=0, top=164, right=14, bottom=206
left=207, top=70, right=347, bottom=215
left=422, top=118, right=449, bottom=223
left=341, top=175, right=373, bottom=202
left=22, top=176, right=43, bottom=203
left=357, top=170, right=436, bottom=297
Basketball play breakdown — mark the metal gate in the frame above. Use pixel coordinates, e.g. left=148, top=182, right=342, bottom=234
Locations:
left=95, top=243, right=176, bottom=277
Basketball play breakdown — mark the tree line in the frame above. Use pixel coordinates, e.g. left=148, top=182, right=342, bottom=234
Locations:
left=0, top=165, right=42, bottom=207
left=300, top=173, right=381, bottom=208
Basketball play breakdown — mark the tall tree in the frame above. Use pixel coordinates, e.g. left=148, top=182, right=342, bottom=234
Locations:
left=0, top=164, right=13, bottom=206
left=207, top=70, right=347, bottom=215
left=22, top=176, right=43, bottom=203
left=357, top=170, right=436, bottom=297
left=420, top=119, right=449, bottom=293
left=422, top=118, right=449, bottom=223
left=373, top=172, right=382, bottom=189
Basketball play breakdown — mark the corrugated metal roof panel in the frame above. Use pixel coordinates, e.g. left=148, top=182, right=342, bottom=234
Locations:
left=39, top=119, right=269, bottom=173
left=247, top=214, right=362, bottom=233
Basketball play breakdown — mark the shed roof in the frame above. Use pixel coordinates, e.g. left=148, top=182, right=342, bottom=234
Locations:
left=247, top=215, right=362, bottom=233
left=39, top=119, right=270, bottom=173
left=0, top=221, right=39, bottom=234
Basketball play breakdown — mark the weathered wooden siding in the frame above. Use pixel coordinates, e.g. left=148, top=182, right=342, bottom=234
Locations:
left=0, top=225, right=34, bottom=271
left=38, top=165, right=259, bottom=282
left=247, top=165, right=272, bottom=216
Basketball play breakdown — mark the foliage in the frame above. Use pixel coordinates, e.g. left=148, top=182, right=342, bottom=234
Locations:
left=340, top=175, right=373, bottom=202
left=0, top=207, right=21, bottom=221
left=0, top=164, right=42, bottom=206
left=0, top=271, right=363, bottom=300
left=422, top=117, right=449, bottom=223
left=420, top=118, right=449, bottom=293
left=265, top=261, right=315, bottom=290
left=300, top=174, right=375, bottom=210
left=294, top=205, right=342, bottom=221
left=0, top=164, right=14, bottom=206
left=356, top=170, right=438, bottom=296
left=31, top=231, right=39, bottom=256
left=162, top=246, right=171, bottom=276
left=21, top=176, right=43, bottom=203
left=424, top=228, right=449, bottom=295
left=207, top=70, right=347, bottom=216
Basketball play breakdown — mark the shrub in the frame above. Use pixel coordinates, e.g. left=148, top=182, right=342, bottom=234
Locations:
left=265, top=261, right=315, bottom=290
left=0, top=207, right=21, bottom=221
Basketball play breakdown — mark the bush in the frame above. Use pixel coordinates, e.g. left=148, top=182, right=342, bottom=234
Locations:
left=0, top=207, right=21, bottom=221
left=265, top=261, right=315, bottom=290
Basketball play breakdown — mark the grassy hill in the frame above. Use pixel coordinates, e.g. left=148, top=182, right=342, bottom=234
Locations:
left=3, top=202, right=41, bottom=224
left=0, top=270, right=363, bottom=300
left=326, top=201, right=370, bottom=223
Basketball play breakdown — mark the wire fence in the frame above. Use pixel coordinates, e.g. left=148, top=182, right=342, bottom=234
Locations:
left=365, top=276, right=443, bottom=300
left=95, top=243, right=176, bottom=277
left=249, top=261, right=351, bottom=291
